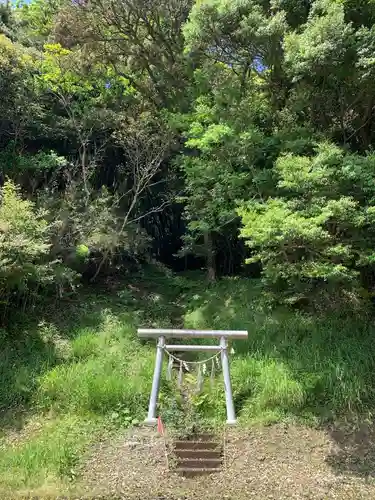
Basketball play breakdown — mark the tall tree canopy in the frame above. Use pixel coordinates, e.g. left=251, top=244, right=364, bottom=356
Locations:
left=2, top=0, right=375, bottom=314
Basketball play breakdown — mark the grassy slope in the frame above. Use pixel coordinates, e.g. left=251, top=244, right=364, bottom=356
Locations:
left=1, top=267, right=375, bottom=494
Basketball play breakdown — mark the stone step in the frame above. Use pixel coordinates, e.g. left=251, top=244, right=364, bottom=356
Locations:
left=176, top=467, right=221, bottom=477
left=177, top=458, right=222, bottom=469
left=175, top=449, right=222, bottom=460
left=174, top=440, right=220, bottom=451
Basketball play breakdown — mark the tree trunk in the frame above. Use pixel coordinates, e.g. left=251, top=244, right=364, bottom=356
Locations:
left=204, top=231, right=216, bottom=282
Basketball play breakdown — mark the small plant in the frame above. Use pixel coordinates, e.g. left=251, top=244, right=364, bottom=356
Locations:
left=159, top=398, right=185, bottom=432
left=108, top=403, right=140, bottom=429
left=159, top=373, right=214, bottom=439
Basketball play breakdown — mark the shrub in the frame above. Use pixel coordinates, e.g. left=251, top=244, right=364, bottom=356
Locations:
left=238, top=143, right=375, bottom=308
left=0, top=181, right=50, bottom=293
left=0, top=180, right=76, bottom=315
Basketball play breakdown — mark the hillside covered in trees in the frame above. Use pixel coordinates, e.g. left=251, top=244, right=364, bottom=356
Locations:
left=2, top=0, right=375, bottom=309
left=3, top=0, right=375, bottom=497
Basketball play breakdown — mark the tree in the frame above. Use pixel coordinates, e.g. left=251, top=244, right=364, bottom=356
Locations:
left=3, top=0, right=375, bottom=307
left=238, top=143, right=375, bottom=308
left=0, top=33, right=37, bottom=148
left=173, top=61, right=272, bottom=280
left=34, top=42, right=174, bottom=279
left=283, top=0, right=375, bottom=150
left=0, top=180, right=75, bottom=314
left=54, top=0, right=193, bottom=108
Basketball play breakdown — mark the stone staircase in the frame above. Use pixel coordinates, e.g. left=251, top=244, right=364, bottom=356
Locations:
left=172, top=433, right=223, bottom=476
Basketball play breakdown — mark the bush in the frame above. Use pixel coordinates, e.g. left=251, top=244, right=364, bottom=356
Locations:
left=0, top=180, right=76, bottom=316
left=238, top=143, right=375, bottom=308
left=0, top=181, right=50, bottom=295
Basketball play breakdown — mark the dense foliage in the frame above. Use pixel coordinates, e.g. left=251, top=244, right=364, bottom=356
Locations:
left=4, top=3, right=375, bottom=490
left=2, top=0, right=375, bottom=311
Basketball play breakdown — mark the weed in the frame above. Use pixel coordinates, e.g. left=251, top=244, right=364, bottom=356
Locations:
left=107, top=404, right=140, bottom=429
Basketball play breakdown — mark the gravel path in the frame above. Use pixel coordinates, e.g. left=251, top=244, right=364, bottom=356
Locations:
left=77, top=423, right=375, bottom=499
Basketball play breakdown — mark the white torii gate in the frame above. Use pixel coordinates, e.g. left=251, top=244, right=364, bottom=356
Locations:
left=137, top=328, right=248, bottom=426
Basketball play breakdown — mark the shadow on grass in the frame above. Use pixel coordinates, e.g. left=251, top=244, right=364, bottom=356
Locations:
left=181, top=275, right=375, bottom=474
left=0, top=270, right=186, bottom=434
left=325, top=421, right=375, bottom=480
left=0, top=331, right=58, bottom=429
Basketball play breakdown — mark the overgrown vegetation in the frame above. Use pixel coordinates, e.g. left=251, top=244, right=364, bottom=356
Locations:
left=1, top=271, right=375, bottom=493
left=2, top=0, right=375, bottom=306
left=3, top=0, right=375, bottom=495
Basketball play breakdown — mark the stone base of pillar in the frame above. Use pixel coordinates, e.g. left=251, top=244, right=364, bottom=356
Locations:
left=144, top=418, right=157, bottom=426
left=226, top=419, right=237, bottom=426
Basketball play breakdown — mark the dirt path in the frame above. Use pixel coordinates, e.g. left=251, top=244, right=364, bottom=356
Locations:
left=77, top=423, right=375, bottom=499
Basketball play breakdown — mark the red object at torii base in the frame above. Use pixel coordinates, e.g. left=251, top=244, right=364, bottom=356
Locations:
left=157, top=416, right=164, bottom=435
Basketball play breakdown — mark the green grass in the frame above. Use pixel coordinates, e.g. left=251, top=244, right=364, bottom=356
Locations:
left=182, top=277, right=375, bottom=423
left=161, top=273, right=375, bottom=427
left=37, top=314, right=154, bottom=417
left=1, top=268, right=375, bottom=493
left=0, top=414, right=100, bottom=494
